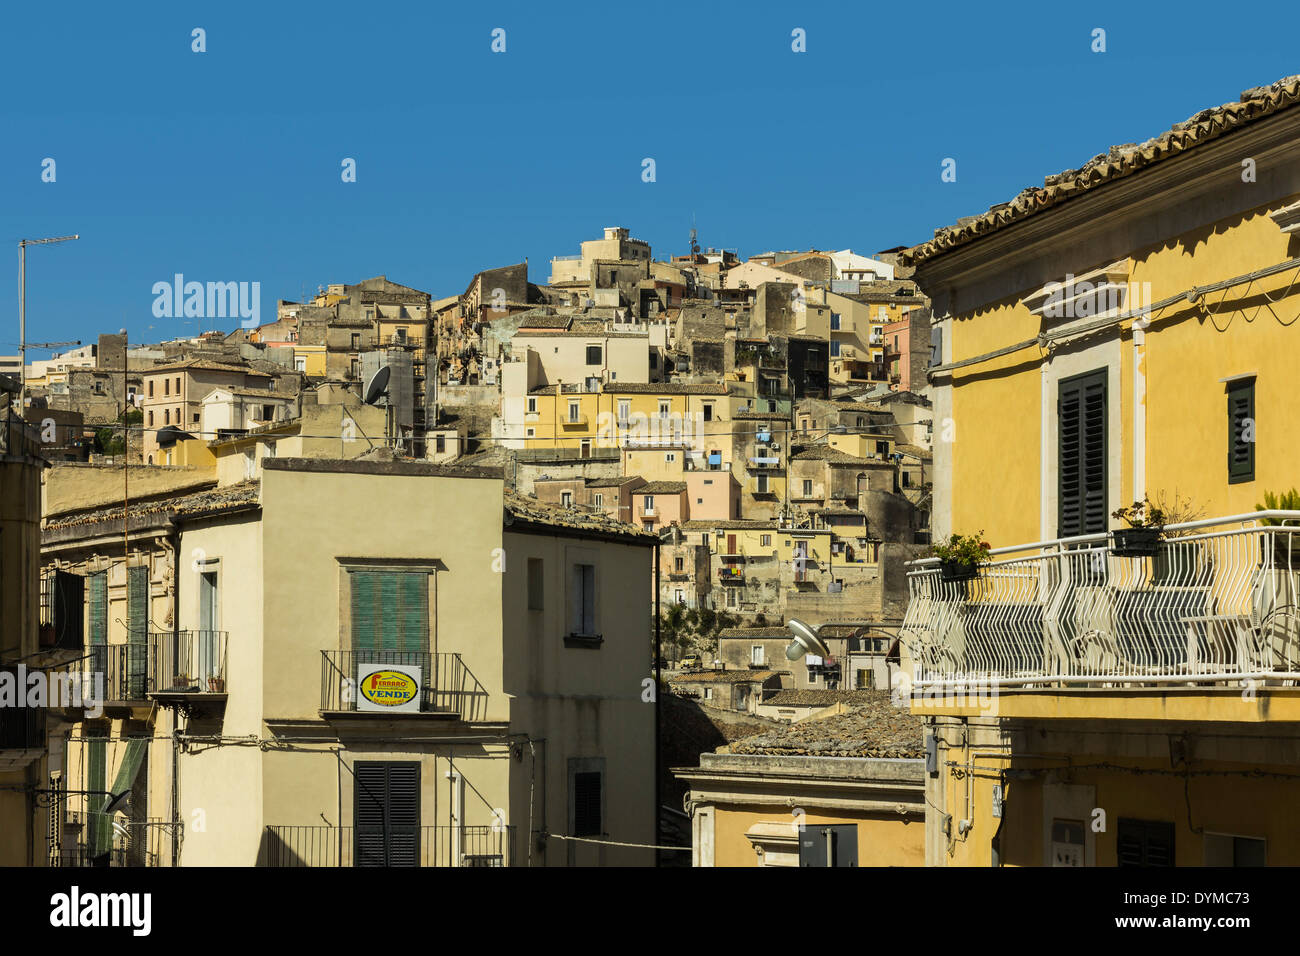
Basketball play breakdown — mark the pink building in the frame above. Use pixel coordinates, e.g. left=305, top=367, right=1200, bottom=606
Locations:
left=633, top=481, right=687, bottom=532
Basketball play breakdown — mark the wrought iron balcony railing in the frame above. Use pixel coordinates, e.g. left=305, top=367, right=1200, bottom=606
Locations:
left=900, top=513, right=1300, bottom=688
left=152, top=630, right=228, bottom=695
left=320, top=650, right=488, bottom=720
left=53, top=819, right=175, bottom=867
left=262, top=825, right=515, bottom=867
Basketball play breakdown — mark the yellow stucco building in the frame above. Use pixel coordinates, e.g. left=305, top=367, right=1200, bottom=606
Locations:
left=902, top=75, right=1300, bottom=866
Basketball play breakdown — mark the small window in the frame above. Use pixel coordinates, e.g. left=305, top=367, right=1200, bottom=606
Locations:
left=570, top=564, right=596, bottom=636
left=525, top=427, right=535, bottom=438
left=674, top=556, right=684, bottom=572
left=802, top=480, right=813, bottom=497
left=1204, top=833, right=1266, bottom=866
left=435, top=435, right=446, bottom=454
left=148, top=381, right=154, bottom=397
left=561, top=491, right=574, bottom=507
left=527, top=558, right=544, bottom=610
left=702, top=404, right=713, bottom=422
left=1228, top=378, right=1255, bottom=484
left=760, top=535, right=771, bottom=547
left=593, top=493, right=604, bottom=509
left=703, top=687, right=713, bottom=700
left=644, top=495, right=654, bottom=511
left=658, top=401, right=671, bottom=418
left=572, top=769, right=602, bottom=837
left=569, top=402, right=580, bottom=422
left=586, top=345, right=602, bottom=365
left=527, top=397, right=537, bottom=414
left=1117, top=818, right=1174, bottom=867
left=164, top=379, right=170, bottom=396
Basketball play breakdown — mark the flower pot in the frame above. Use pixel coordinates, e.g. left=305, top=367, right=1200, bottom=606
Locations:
left=207, top=677, right=225, bottom=693
left=940, top=559, right=979, bottom=582
left=1113, top=527, right=1161, bottom=557
left=1263, top=532, right=1300, bottom=569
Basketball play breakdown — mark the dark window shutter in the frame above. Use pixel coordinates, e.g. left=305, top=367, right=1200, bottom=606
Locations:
left=1228, top=379, right=1255, bottom=484
left=1059, top=371, right=1108, bottom=538
left=573, top=771, right=602, bottom=836
left=1117, top=818, right=1174, bottom=866
left=53, top=571, right=84, bottom=650
left=354, top=762, right=420, bottom=867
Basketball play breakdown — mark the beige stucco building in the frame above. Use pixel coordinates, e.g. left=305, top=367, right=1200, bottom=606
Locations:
left=40, top=457, right=657, bottom=867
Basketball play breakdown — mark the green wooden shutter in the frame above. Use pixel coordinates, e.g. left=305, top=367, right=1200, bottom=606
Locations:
left=1059, top=370, right=1108, bottom=538
left=1228, top=379, right=1255, bottom=484
left=86, top=731, right=107, bottom=856
left=351, top=571, right=427, bottom=654
left=354, top=762, right=420, bottom=867
left=127, top=566, right=148, bottom=637
left=89, top=573, right=107, bottom=645
left=126, top=567, right=149, bottom=698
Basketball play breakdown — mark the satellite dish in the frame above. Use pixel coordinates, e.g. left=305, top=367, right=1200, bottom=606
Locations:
left=103, top=789, right=132, bottom=816
left=362, top=365, right=391, bottom=405
left=785, top=618, right=830, bottom=661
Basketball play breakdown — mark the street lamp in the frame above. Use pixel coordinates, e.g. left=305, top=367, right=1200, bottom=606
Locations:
left=18, top=234, right=79, bottom=408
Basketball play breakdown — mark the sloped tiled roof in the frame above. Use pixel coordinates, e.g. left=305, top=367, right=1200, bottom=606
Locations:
left=503, top=492, right=657, bottom=543
left=909, top=74, right=1300, bottom=264
left=669, top=669, right=784, bottom=685
left=638, top=480, right=687, bottom=494
left=44, top=481, right=260, bottom=532
left=730, top=691, right=924, bottom=757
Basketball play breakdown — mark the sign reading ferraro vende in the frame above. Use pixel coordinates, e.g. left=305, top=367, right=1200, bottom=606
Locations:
left=355, top=662, right=422, bottom=713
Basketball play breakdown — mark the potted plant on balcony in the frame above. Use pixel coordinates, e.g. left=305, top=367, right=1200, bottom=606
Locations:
left=929, top=532, right=991, bottom=582
left=1256, top=488, right=1300, bottom=567
left=1111, top=497, right=1165, bottom=557
left=207, top=676, right=225, bottom=693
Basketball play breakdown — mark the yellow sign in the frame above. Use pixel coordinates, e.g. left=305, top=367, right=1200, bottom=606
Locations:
left=358, top=669, right=420, bottom=709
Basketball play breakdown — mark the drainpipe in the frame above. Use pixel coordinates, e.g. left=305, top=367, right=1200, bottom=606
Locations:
left=654, top=539, right=661, bottom=868
left=169, top=522, right=181, bottom=865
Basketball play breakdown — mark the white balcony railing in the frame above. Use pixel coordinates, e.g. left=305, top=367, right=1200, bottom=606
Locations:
left=900, top=513, right=1300, bottom=689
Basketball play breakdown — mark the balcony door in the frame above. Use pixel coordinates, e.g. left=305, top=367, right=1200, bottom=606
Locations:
left=198, top=571, right=219, bottom=686
left=355, top=762, right=420, bottom=867
left=348, top=570, right=430, bottom=708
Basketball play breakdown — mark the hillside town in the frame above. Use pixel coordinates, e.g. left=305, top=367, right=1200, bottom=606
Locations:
left=5, top=71, right=1300, bottom=874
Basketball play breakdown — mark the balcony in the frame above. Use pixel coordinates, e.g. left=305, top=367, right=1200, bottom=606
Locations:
left=900, top=515, right=1300, bottom=690
left=0, top=696, right=46, bottom=770
left=150, top=630, right=229, bottom=711
left=88, top=642, right=153, bottom=711
left=53, top=819, right=174, bottom=867
left=262, top=824, right=515, bottom=867
left=320, top=650, right=488, bottom=720
left=719, top=567, right=745, bottom=584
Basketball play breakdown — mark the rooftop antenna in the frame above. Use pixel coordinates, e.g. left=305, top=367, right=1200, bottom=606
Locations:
left=689, top=214, right=700, bottom=258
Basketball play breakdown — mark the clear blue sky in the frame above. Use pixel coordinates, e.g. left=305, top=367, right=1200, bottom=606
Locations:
left=3, top=0, right=1298, bottom=352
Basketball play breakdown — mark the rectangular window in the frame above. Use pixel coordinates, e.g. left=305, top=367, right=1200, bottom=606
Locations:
left=1228, top=378, right=1255, bottom=484
left=617, top=400, right=630, bottom=425
left=593, top=493, right=604, bottom=509
left=435, top=435, right=446, bottom=454
left=568, top=402, right=580, bottom=422
left=760, top=535, right=771, bottom=547
left=756, top=475, right=769, bottom=494
left=1204, top=833, right=1266, bottom=866
left=802, top=480, right=813, bottom=497
left=702, top=404, right=713, bottom=422
left=571, top=768, right=603, bottom=837
left=570, top=564, right=596, bottom=636
left=830, top=340, right=841, bottom=357
left=585, top=345, right=602, bottom=365
left=354, top=762, right=420, bottom=867
left=658, top=401, right=671, bottom=418
left=674, top=556, right=684, bottom=572
left=561, top=491, right=574, bottom=507
left=527, top=397, right=537, bottom=414
left=527, top=558, right=544, bottom=610
left=830, top=312, right=841, bottom=331
left=350, top=571, right=428, bottom=653
left=644, top=495, right=654, bottom=511
left=1117, top=818, right=1175, bottom=867
left=1058, top=369, right=1108, bottom=538
left=751, top=645, right=765, bottom=665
